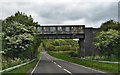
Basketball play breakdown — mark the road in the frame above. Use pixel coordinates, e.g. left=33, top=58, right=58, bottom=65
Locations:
left=31, top=47, right=108, bottom=75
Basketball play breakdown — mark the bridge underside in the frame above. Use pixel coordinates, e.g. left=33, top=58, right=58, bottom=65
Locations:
left=38, top=34, right=84, bottom=39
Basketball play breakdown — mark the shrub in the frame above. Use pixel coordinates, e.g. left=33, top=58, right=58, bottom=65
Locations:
left=2, top=57, right=30, bottom=69
left=46, top=45, right=55, bottom=51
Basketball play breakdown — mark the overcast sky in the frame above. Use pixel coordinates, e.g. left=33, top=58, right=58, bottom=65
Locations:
left=0, top=0, right=119, bottom=28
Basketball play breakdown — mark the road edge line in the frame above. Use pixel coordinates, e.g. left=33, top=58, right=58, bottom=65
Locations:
left=47, top=53, right=107, bottom=74
left=30, top=56, right=41, bottom=75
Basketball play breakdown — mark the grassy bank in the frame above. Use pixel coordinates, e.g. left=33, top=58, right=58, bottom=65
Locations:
left=2, top=44, right=42, bottom=75
left=2, top=58, right=38, bottom=75
left=48, top=51, right=119, bottom=73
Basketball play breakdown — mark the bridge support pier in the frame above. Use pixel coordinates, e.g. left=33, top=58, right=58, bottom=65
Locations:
left=78, top=39, right=85, bottom=57
left=78, top=28, right=99, bottom=57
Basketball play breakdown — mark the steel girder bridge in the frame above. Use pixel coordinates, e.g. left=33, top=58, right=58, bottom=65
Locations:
left=36, top=24, right=98, bottom=57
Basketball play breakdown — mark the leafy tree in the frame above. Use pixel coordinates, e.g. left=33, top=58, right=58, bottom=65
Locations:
left=94, top=29, right=120, bottom=58
left=47, top=45, right=55, bottom=51
left=50, top=39, right=67, bottom=46
left=94, top=20, right=120, bottom=59
left=43, top=39, right=78, bottom=52
left=3, top=11, right=37, bottom=36
left=2, top=11, right=40, bottom=59
left=100, top=20, right=120, bottom=31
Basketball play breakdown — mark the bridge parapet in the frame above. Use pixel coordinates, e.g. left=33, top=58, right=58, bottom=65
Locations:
left=37, top=25, right=85, bottom=34
left=36, top=25, right=85, bottom=39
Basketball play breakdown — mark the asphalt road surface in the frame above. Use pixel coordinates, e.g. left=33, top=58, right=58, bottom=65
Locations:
left=31, top=47, right=108, bottom=75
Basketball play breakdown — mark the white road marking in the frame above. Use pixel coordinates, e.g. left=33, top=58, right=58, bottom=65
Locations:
left=57, top=65, right=62, bottom=68
left=30, top=56, right=41, bottom=75
left=46, top=54, right=73, bottom=74
left=46, top=52, right=106, bottom=74
left=45, top=54, right=52, bottom=61
left=63, top=69, right=72, bottom=74
left=53, top=62, right=57, bottom=65
left=48, top=54, right=106, bottom=73
left=46, top=56, right=50, bottom=59
left=49, top=58, right=72, bottom=74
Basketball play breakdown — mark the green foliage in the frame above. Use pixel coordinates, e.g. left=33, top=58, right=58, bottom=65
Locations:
left=2, top=56, right=30, bottom=69
left=48, top=51, right=119, bottom=73
left=2, top=58, right=38, bottom=75
left=95, top=29, right=120, bottom=58
left=81, top=56, right=120, bottom=62
left=0, top=11, right=42, bottom=74
left=2, top=11, right=40, bottom=59
left=50, top=39, right=66, bottom=46
left=46, top=45, right=55, bottom=51
left=100, top=20, right=120, bottom=31
left=55, top=45, right=73, bottom=51
left=94, top=20, right=120, bottom=58
left=43, top=39, right=78, bottom=47
left=43, top=39, right=78, bottom=53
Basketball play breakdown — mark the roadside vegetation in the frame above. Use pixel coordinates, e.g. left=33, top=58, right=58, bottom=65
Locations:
left=94, top=20, right=120, bottom=61
left=48, top=51, right=119, bottom=73
left=2, top=59, right=38, bottom=75
left=2, top=40, right=42, bottom=75
left=43, top=39, right=79, bottom=57
left=80, top=56, right=120, bottom=62
left=1, top=11, right=41, bottom=74
left=2, top=43, right=42, bottom=75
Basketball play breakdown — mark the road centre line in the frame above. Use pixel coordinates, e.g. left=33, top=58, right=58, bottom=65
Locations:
left=49, top=54, right=106, bottom=73
left=53, top=62, right=57, bottom=64
left=52, top=61, right=72, bottom=74
left=57, top=65, right=62, bottom=68
left=46, top=54, right=72, bottom=74
left=63, top=69, right=72, bottom=74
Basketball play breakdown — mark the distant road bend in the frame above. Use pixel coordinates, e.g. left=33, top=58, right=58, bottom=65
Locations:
left=31, top=47, right=108, bottom=75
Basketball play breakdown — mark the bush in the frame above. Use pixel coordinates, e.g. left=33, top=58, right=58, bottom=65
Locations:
left=46, top=45, right=55, bottom=51
left=2, top=57, right=30, bottom=69
left=54, top=46, right=61, bottom=51
left=54, top=45, right=75, bottom=52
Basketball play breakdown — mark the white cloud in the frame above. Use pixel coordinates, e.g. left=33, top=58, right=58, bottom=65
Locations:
left=0, top=0, right=119, bottom=2
left=63, top=19, right=86, bottom=25
left=0, top=0, right=118, bottom=28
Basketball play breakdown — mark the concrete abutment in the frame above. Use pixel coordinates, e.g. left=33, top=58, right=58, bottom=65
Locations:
left=78, top=28, right=99, bottom=57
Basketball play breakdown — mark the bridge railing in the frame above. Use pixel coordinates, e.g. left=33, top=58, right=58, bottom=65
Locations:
left=36, top=25, right=85, bottom=35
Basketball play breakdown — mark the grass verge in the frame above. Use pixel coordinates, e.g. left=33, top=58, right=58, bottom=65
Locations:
left=1, top=58, right=38, bottom=75
left=48, top=51, right=119, bottom=73
left=1, top=43, right=42, bottom=75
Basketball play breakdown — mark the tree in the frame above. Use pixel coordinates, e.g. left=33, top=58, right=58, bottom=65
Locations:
left=50, top=39, right=67, bottom=46
left=94, top=20, right=120, bottom=59
left=2, top=11, right=40, bottom=59
left=100, top=20, right=120, bottom=31
left=43, top=39, right=78, bottom=52
left=94, top=29, right=120, bottom=58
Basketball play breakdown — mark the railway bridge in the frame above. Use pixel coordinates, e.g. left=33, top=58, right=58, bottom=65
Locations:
left=36, top=24, right=98, bottom=57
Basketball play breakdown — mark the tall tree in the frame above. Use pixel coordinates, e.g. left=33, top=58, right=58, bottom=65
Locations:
left=2, top=11, right=39, bottom=59
left=94, top=29, right=120, bottom=58
left=94, top=20, right=120, bottom=58
left=100, top=20, right=120, bottom=31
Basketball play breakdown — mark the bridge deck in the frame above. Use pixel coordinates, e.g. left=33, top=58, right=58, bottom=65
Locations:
left=36, top=25, right=85, bottom=39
